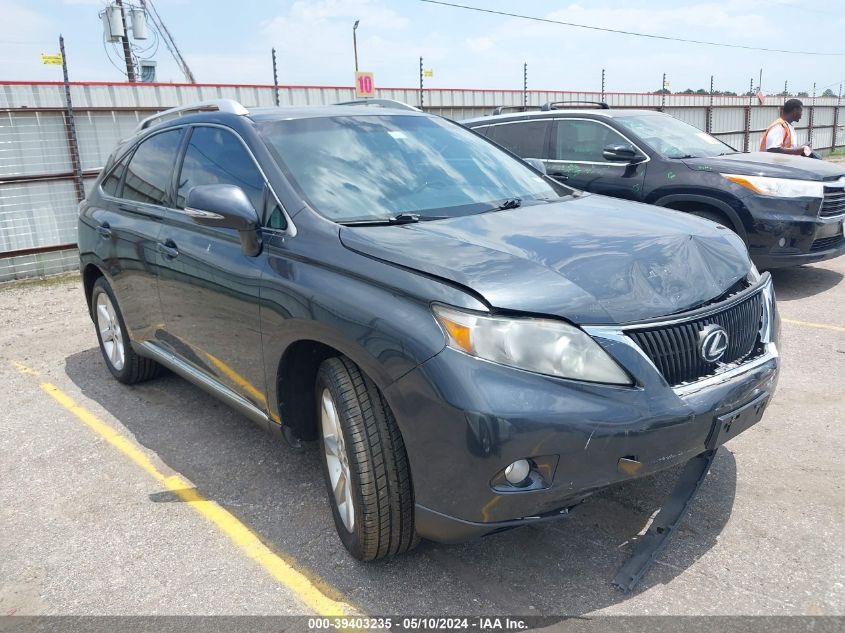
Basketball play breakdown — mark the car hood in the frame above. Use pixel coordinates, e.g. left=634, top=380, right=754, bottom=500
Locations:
left=339, top=195, right=751, bottom=325
left=683, top=151, right=845, bottom=180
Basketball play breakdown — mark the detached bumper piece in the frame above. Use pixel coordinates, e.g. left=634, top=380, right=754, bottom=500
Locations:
left=612, top=449, right=717, bottom=592
left=613, top=391, right=770, bottom=591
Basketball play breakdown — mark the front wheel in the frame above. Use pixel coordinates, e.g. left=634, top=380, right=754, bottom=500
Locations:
left=316, top=357, right=418, bottom=560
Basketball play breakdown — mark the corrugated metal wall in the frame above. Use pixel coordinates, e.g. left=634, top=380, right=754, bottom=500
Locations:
left=2, top=81, right=844, bottom=280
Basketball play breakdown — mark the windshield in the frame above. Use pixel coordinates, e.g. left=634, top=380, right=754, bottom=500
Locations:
left=258, top=114, right=562, bottom=223
left=616, top=114, right=737, bottom=159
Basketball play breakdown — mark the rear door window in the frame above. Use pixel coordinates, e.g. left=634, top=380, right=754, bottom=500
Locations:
left=175, top=126, right=265, bottom=213
left=486, top=120, right=550, bottom=158
left=122, top=129, right=183, bottom=206
left=553, top=119, right=628, bottom=162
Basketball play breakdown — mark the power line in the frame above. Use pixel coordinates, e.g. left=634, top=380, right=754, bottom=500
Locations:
left=416, top=0, right=845, bottom=57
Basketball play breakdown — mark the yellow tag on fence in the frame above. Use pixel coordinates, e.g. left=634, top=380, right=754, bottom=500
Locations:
left=41, top=53, right=63, bottom=65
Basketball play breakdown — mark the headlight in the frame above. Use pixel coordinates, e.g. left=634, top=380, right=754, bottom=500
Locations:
left=432, top=304, right=632, bottom=385
left=721, top=173, right=823, bottom=198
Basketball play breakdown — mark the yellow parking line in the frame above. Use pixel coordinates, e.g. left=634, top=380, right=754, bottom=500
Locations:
left=13, top=362, right=358, bottom=617
left=782, top=318, right=845, bottom=333
left=204, top=351, right=267, bottom=406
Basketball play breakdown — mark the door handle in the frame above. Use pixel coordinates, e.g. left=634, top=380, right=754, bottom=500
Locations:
left=96, top=223, right=112, bottom=239
left=549, top=172, right=570, bottom=181
left=157, top=240, right=179, bottom=259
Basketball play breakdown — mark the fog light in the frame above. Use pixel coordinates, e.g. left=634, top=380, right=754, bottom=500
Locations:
left=778, top=237, right=786, bottom=247
left=504, top=459, right=531, bottom=485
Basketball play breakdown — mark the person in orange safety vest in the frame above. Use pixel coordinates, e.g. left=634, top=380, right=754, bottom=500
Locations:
left=760, top=99, right=812, bottom=157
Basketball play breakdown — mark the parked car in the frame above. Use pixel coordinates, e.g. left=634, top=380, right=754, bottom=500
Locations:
left=463, top=103, right=845, bottom=269
left=79, top=99, right=779, bottom=560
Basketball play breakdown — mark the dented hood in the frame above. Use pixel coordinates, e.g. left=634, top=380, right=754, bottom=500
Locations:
left=684, top=151, right=845, bottom=180
left=339, top=194, right=751, bottom=325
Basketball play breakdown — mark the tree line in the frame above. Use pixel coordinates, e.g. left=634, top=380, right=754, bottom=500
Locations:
left=654, top=87, right=836, bottom=97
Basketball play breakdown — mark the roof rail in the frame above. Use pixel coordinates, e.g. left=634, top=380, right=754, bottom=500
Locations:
left=540, top=100, right=610, bottom=111
left=334, top=98, right=421, bottom=112
left=492, top=105, right=542, bottom=116
left=136, top=99, right=249, bottom=132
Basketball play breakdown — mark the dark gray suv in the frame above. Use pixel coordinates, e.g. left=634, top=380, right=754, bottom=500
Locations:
left=79, top=99, right=780, bottom=561
left=464, top=105, right=845, bottom=269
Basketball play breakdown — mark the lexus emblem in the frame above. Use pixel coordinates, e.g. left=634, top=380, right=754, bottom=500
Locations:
left=699, top=324, right=729, bottom=363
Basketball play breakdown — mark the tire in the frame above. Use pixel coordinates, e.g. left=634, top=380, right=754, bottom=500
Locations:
left=91, top=277, right=160, bottom=385
left=684, top=208, right=749, bottom=247
left=315, top=356, right=418, bottom=560
left=689, top=208, right=729, bottom=227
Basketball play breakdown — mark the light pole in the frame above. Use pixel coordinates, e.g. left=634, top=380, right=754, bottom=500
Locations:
left=353, top=20, right=360, bottom=73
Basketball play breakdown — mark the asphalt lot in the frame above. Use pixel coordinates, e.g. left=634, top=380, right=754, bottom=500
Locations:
left=0, top=257, right=843, bottom=617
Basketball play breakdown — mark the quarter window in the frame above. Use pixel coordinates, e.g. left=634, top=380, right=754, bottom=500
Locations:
left=553, top=120, right=628, bottom=162
left=176, top=126, right=265, bottom=213
left=487, top=121, right=549, bottom=158
left=101, top=152, right=130, bottom=197
left=122, top=129, right=183, bottom=206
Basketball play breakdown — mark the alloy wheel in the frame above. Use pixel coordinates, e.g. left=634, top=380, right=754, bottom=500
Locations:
left=321, top=388, right=355, bottom=532
left=96, top=292, right=125, bottom=371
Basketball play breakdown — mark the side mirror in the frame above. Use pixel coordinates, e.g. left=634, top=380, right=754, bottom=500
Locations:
left=185, top=184, right=262, bottom=257
left=524, top=158, right=547, bottom=175
left=602, top=143, right=646, bottom=163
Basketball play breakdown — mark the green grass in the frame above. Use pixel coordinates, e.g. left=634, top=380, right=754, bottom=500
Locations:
left=0, top=271, right=81, bottom=292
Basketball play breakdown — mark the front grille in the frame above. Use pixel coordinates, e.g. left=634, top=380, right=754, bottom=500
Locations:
left=627, top=291, right=764, bottom=387
left=810, top=234, right=845, bottom=252
left=821, top=187, right=845, bottom=217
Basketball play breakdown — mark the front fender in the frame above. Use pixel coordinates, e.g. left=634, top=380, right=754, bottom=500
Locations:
left=649, top=191, right=750, bottom=243
left=258, top=239, right=460, bottom=428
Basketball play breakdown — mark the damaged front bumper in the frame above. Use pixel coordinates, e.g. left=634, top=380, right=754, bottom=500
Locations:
left=384, top=285, right=780, bottom=544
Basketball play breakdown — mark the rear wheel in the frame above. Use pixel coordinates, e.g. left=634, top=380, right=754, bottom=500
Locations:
left=315, top=357, right=417, bottom=560
left=91, top=277, right=159, bottom=384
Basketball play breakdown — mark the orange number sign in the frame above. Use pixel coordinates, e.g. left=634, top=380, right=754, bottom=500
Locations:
left=355, top=72, right=375, bottom=98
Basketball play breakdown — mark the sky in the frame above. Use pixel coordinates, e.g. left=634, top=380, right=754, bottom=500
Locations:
left=3, top=0, right=845, bottom=95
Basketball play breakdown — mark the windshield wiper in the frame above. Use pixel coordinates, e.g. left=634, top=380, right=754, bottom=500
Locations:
left=668, top=154, right=696, bottom=159
left=476, top=197, right=524, bottom=214
left=497, top=197, right=522, bottom=210
left=339, top=212, right=447, bottom=226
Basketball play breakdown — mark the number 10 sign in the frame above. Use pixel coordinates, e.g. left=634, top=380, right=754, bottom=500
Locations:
left=355, top=72, right=375, bottom=98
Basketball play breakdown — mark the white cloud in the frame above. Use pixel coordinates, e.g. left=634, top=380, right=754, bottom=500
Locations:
left=466, top=37, right=493, bottom=53
left=1, top=0, right=54, bottom=38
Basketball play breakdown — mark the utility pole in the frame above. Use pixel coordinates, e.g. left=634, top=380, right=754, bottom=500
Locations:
left=353, top=20, right=360, bottom=72
left=115, top=0, right=136, bottom=82
left=271, top=47, right=280, bottom=106
left=419, top=56, right=424, bottom=109
left=523, top=62, right=528, bottom=107
left=784, top=80, right=788, bottom=96
left=139, top=0, right=195, bottom=83
left=660, top=72, right=666, bottom=111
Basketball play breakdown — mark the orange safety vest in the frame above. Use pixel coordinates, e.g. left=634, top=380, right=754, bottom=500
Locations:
left=760, top=118, right=793, bottom=150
